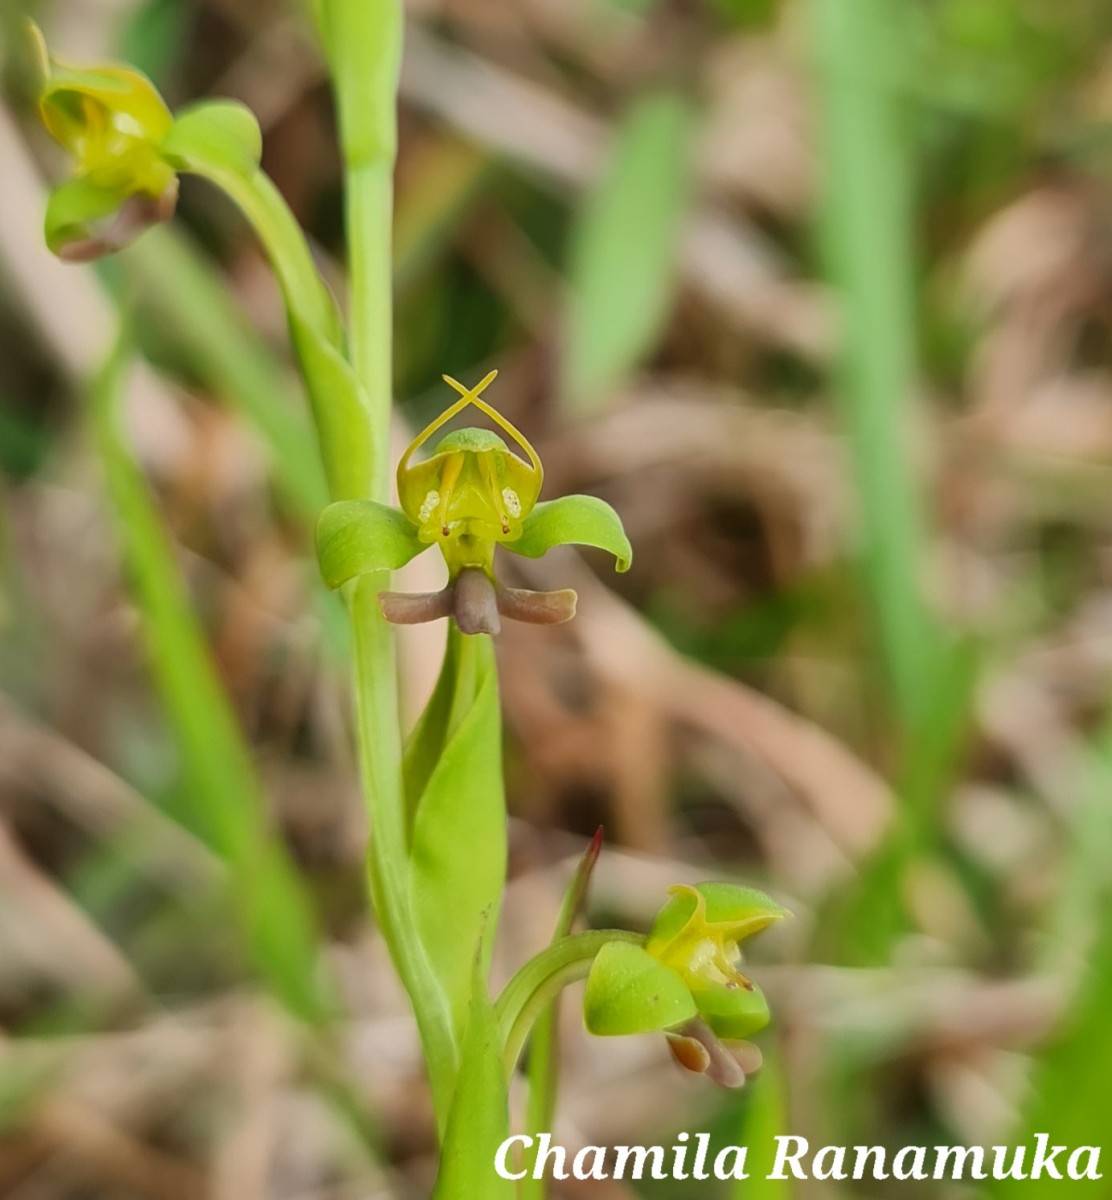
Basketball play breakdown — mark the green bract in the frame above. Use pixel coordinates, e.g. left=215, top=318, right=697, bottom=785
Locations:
left=583, top=882, right=788, bottom=1088
left=315, top=371, right=632, bottom=635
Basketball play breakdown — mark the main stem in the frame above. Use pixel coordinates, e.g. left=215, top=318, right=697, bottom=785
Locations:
left=321, top=0, right=461, bottom=1128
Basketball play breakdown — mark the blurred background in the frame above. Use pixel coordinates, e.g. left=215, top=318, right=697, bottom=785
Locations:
left=1, top=0, right=1111, bottom=1196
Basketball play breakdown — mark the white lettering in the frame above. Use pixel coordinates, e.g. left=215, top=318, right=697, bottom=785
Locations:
left=533, top=1133, right=568, bottom=1180
left=692, top=1133, right=711, bottom=1180
left=852, top=1146, right=889, bottom=1180
left=612, top=1145, right=666, bottom=1181
left=1030, top=1135, right=1065, bottom=1180
left=813, top=1145, right=847, bottom=1180
left=494, top=1135, right=531, bottom=1181
left=892, top=1147, right=928, bottom=1180
left=713, top=1146, right=750, bottom=1180
left=933, top=1145, right=986, bottom=1180
left=1069, top=1147, right=1102, bottom=1181
left=769, top=1136, right=810, bottom=1180
left=572, top=1146, right=607, bottom=1181
left=992, top=1145, right=1027, bottom=1180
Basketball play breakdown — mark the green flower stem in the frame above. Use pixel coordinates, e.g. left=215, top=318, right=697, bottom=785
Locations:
left=318, top=0, right=402, bottom=489
left=174, top=24, right=456, bottom=1124
left=495, top=930, right=644, bottom=1079
left=346, top=162, right=395, bottom=494
left=318, top=0, right=464, bottom=1133
left=202, top=166, right=339, bottom=343
left=349, top=573, right=459, bottom=1124
left=181, top=159, right=373, bottom=502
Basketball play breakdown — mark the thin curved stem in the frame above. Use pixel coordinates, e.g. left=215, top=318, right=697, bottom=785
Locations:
left=494, top=930, right=644, bottom=1079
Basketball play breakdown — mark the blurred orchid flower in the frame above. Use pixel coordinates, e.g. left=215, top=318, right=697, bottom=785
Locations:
left=28, top=21, right=178, bottom=260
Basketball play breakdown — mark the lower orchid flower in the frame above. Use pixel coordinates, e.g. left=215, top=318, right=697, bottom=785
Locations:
left=583, top=883, right=789, bottom=1087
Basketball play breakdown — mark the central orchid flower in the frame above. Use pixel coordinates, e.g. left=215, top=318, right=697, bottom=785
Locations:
left=316, top=371, right=631, bottom=635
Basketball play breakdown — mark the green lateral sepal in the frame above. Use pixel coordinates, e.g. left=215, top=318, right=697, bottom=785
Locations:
left=316, top=500, right=426, bottom=589
left=583, top=941, right=697, bottom=1036
left=509, top=495, right=633, bottom=572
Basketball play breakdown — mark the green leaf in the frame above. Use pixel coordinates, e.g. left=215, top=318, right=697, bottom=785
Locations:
left=508, top=495, right=632, bottom=571
left=162, top=100, right=263, bottom=177
left=406, top=631, right=507, bottom=1113
left=564, top=90, right=695, bottom=408
left=316, top=500, right=426, bottom=589
left=432, top=968, right=514, bottom=1200
left=583, top=941, right=696, bottom=1036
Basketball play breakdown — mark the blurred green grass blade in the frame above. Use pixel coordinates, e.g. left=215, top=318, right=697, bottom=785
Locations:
left=564, top=90, right=695, bottom=409
left=394, top=137, right=493, bottom=295
left=813, top=0, right=939, bottom=726
left=122, top=228, right=329, bottom=520
left=1047, top=723, right=1112, bottom=969
left=734, top=1050, right=793, bottom=1200
left=990, top=915, right=1112, bottom=1199
left=89, top=337, right=328, bottom=1022
left=119, top=0, right=190, bottom=83
left=819, top=636, right=980, bottom=965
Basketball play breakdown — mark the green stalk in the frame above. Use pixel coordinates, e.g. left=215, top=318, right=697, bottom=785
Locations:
left=318, top=0, right=462, bottom=1126
left=494, top=930, right=643, bottom=1079
left=813, top=0, right=939, bottom=727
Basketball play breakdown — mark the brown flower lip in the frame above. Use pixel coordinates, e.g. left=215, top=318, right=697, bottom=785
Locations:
left=57, top=182, right=178, bottom=262
left=665, top=1018, right=764, bottom=1089
left=378, top=566, right=577, bottom=636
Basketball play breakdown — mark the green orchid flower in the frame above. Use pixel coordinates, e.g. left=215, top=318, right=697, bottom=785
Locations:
left=316, top=370, right=632, bottom=635
left=583, top=883, right=789, bottom=1088
left=29, top=21, right=179, bottom=260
